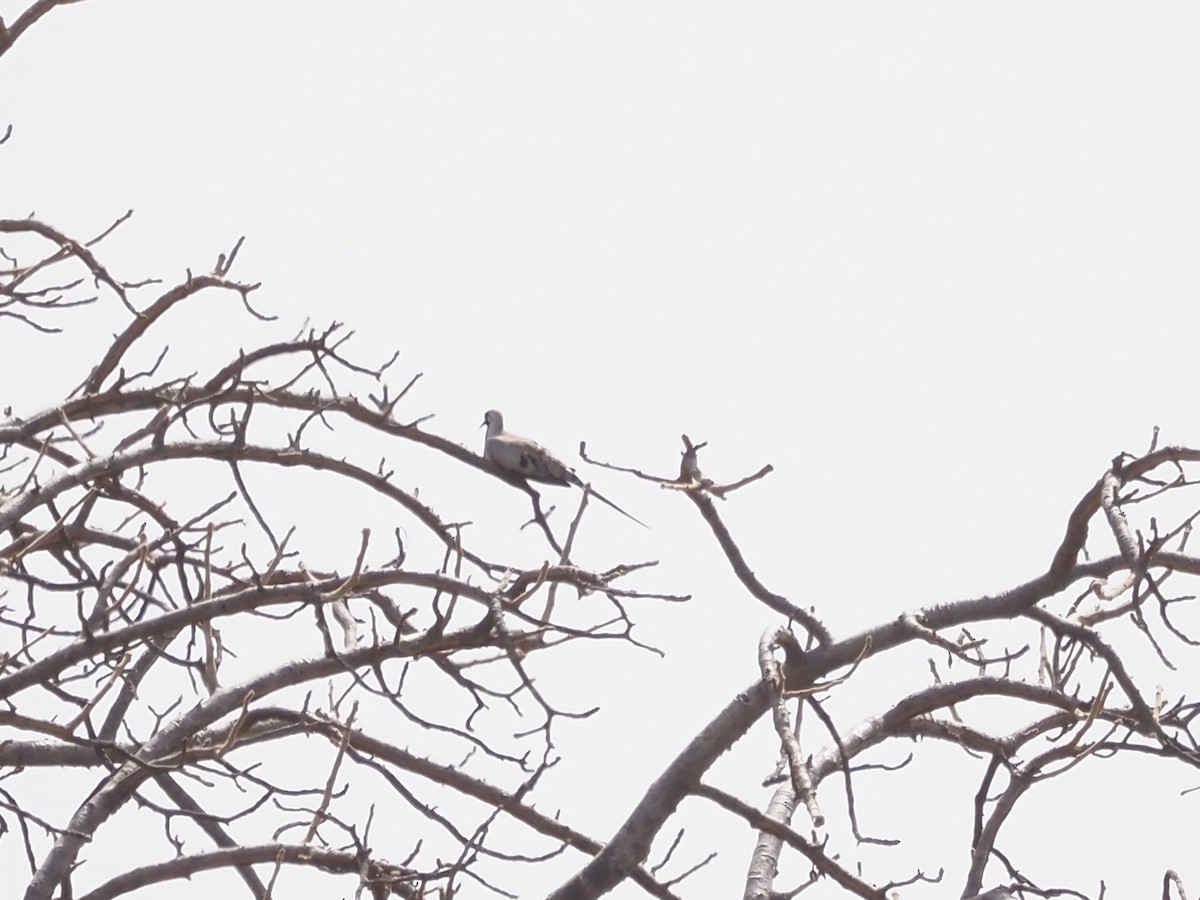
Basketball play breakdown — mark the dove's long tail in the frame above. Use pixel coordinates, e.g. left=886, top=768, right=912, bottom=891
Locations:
left=587, top=486, right=649, bottom=528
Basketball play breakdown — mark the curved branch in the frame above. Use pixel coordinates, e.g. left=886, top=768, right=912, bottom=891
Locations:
left=685, top=489, right=832, bottom=644
left=0, top=563, right=624, bottom=702
left=80, top=275, right=260, bottom=394
left=75, top=842, right=418, bottom=900
left=23, top=622, right=496, bottom=900
left=0, top=216, right=126, bottom=306
left=0, top=439, right=494, bottom=573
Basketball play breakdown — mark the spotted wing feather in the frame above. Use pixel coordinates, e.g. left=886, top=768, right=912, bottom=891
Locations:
left=487, top=433, right=579, bottom=487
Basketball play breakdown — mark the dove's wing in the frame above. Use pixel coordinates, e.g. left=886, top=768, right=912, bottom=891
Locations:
left=486, top=431, right=579, bottom=487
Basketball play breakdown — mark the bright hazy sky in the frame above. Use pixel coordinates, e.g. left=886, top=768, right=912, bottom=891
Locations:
left=2, top=3, right=1199, bottom=898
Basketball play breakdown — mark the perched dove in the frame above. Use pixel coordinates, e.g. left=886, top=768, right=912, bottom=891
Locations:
left=482, top=409, right=647, bottom=527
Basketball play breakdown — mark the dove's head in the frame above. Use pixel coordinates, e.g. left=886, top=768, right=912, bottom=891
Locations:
left=481, top=409, right=504, bottom=438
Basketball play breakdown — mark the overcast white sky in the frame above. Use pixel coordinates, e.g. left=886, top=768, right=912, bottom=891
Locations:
left=3, top=2, right=1199, bottom=898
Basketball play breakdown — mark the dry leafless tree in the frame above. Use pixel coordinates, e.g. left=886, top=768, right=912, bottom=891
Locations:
left=2, top=5, right=1198, bottom=900
left=2, top=211, right=1197, bottom=900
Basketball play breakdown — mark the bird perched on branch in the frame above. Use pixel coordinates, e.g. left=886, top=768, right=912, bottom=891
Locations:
left=481, top=409, right=647, bottom=527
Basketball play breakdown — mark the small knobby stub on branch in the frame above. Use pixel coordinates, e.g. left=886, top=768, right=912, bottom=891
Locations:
left=667, top=432, right=774, bottom=499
